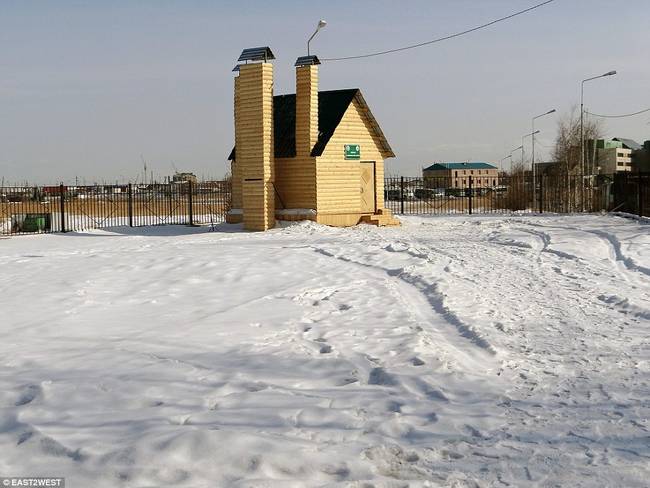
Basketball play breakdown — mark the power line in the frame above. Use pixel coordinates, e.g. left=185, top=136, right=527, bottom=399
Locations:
left=585, top=107, right=650, bottom=119
left=322, top=0, right=557, bottom=62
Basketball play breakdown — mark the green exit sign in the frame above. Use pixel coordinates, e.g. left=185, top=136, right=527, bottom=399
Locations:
left=344, top=144, right=360, bottom=160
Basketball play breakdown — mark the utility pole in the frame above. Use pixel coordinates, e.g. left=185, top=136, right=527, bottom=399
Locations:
left=532, top=109, right=556, bottom=206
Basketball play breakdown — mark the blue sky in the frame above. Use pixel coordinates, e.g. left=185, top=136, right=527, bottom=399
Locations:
left=1, top=0, right=649, bottom=184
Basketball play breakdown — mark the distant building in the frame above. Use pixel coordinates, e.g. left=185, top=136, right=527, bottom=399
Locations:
left=423, top=162, right=499, bottom=188
left=171, top=172, right=198, bottom=184
left=534, top=161, right=564, bottom=176
left=613, top=138, right=650, bottom=172
left=612, top=137, right=643, bottom=152
left=594, top=139, right=632, bottom=173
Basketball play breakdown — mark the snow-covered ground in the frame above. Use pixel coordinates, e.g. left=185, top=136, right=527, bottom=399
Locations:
left=1, top=214, right=649, bottom=487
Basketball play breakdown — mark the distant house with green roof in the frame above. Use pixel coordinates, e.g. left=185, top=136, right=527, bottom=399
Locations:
left=423, top=162, right=498, bottom=189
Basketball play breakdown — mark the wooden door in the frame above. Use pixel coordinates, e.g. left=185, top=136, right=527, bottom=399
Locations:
left=360, top=162, right=376, bottom=213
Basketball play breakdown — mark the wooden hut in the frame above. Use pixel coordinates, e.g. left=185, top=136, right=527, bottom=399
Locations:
left=227, top=47, right=398, bottom=231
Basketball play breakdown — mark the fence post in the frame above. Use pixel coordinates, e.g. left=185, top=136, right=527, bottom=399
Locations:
left=128, top=183, right=134, bottom=227
left=188, top=180, right=194, bottom=226
left=539, top=175, right=544, bottom=213
left=638, top=171, right=643, bottom=218
left=168, top=183, right=173, bottom=222
left=468, top=176, right=473, bottom=215
left=59, top=183, right=66, bottom=233
left=580, top=174, right=584, bottom=213
left=400, top=177, right=405, bottom=215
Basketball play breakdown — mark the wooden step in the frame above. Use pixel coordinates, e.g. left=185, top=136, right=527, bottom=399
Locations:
left=360, top=213, right=401, bottom=227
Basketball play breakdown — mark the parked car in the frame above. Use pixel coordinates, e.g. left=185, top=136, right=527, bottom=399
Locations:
left=384, top=189, right=415, bottom=200
left=445, top=188, right=465, bottom=197
left=384, top=189, right=401, bottom=201
left=414, top=188, right=445, bottom=199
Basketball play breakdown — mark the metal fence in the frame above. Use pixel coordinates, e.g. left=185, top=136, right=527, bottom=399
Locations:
left=384, top=173, right=650, bottom=218
left=1, top=181, right=231, bottom=235
left=2, top=173, right=648, bottom=236
left=611, top=172, right=650, bottom=217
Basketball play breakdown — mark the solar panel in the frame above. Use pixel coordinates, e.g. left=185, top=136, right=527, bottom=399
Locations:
left=294, top=55, right=321, bottom=67
left=237, top=47, right=275, bottom=62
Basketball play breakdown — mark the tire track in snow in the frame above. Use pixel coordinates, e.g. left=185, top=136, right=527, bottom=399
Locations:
left=522, top=220, right=650, bottom=277
left=310, top=245, right=496, bottom=357
left=438, top=218, right=650, bottom=476
left=514, top=220, right=650, bottom=319
left=586, top=228, right=650, bottom=276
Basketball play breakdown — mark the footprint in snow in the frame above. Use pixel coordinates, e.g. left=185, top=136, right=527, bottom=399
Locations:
left=411, top=357, right=425, bottom=366
left=336, top=376, right=358, bottom=386
left=15, top=384, right=41, bottom=406
left=464, top=424, right=484, bottom=438
left=368, top=367, right=397, bottom=386
left=386, top=400, right=403, bottom=413
left=244, top=382, right=268, bottom=392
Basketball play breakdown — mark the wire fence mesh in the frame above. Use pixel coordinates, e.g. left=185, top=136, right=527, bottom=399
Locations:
left=1, top=181, right=231, bottom=235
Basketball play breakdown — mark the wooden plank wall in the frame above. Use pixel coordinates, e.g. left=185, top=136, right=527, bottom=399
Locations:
left=274, top=157, right=317, bottom=209
left=316, top=99, right=385, bottom=214
left=231, top=76, right=242, bottom=210
left=236, top=63, right=275, bottom=230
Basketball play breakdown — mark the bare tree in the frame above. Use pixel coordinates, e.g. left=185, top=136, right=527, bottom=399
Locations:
left=551, top=108, right=603, bottom=211
left=552, top=107, right=603, bottom=175
left=503, top=160, right=529, bottom=211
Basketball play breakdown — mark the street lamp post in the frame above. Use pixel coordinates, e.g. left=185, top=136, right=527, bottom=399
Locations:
left=500, top=155, right=512, bottom=173
left=521, top=131, right=540, bottom=168
left=307, top=20, right=327, bottom=55
left=580, top=71, right=616, bottom=177
left=522, top=131, right=540, bottom=209
left=532, top=109, right=556, bottom=204
left=511, top=145, right=524, bottom=168
left=521, top=130, right=540, bottom=164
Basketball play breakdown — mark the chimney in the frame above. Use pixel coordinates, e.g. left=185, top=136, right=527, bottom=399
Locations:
left=234, top=47, right=275, bottom=231
left=230, top=73, right=243, bottom=214
left=295, top=56, right=320, bottom=157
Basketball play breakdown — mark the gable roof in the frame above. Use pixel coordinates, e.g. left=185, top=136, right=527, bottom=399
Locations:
left=613, top=137, right=642, bottom=151
left=424, top=162, right=497, bottom=171
left=228, top=89, right=394, bottom=160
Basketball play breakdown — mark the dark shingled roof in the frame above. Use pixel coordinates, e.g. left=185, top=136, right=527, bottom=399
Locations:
left=228, top=89, right=393, bottom=160
left=424, top=162, right=497, bottom=171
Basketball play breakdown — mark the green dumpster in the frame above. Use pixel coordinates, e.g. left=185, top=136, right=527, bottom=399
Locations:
left=22, top=213, right=50, bottom=232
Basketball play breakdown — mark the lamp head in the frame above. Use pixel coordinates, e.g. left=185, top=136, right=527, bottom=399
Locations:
left=547, top=109, right=556, bottom=115
left=604, top=70, right=617, bottom=76
left=317, top=19, right=327, bottom=30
